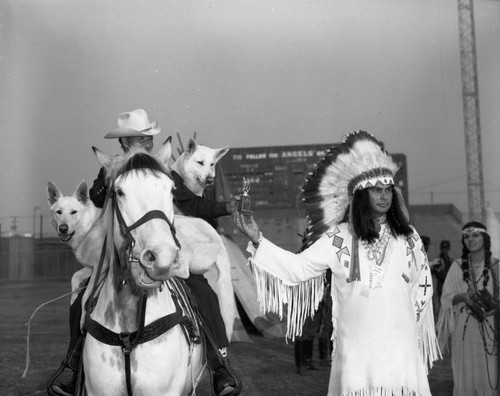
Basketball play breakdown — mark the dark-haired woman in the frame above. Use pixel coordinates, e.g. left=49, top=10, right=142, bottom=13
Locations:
left=437, top=222, right=499, bottom=395
left=235, top=131, right=440, bottom=395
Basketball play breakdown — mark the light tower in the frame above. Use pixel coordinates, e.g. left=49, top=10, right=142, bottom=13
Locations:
left=457, top=0, right=485, bottom=223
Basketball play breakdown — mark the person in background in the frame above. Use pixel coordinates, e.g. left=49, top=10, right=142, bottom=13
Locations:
left=436, top=221, right=499, bottom=395
left=235, top=131, right=440, bottom=395
left=317, top=272, right=333, bottom=368
left=294, top=270, right=333, bottom=374
left=294, top=313, right=321, bottom=374
left=430, top=239, right=453, bottom=320
left=421, top=235, right=430, bottom=253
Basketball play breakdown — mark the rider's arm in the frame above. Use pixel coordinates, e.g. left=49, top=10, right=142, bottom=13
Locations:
left=89, top=167, right=107, bottom=209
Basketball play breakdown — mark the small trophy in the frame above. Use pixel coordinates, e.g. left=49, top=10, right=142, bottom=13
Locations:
left=239, top=177, right=253, bottom=215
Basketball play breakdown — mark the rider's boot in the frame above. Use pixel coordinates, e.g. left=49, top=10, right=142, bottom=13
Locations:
left=48, top=291, right=84, bottom=396
left=208, top=346, right=242, bottom=396
left=49, top=335, right=82, bottom=396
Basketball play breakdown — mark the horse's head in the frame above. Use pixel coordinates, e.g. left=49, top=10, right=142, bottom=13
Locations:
left=93, top=140, right=181, bottom=291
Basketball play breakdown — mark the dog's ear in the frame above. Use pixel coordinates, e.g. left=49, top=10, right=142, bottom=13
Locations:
left=157, top=136, right=172, bottom=165
left=47, top=181, right=62, bottom=207
left=75, top=180, right=89, bottom=204
left=186, top=138, right=197, bottom=157
left=214, top=146, right=229, bottom=163
left=93, top=146, right=114, bottom=170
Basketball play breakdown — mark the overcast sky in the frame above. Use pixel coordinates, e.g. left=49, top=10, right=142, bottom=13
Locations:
left=1, top=0, right=499, bottom=234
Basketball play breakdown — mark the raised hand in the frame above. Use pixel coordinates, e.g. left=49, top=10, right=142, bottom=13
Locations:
left=234, top=211, right=260, bottom=245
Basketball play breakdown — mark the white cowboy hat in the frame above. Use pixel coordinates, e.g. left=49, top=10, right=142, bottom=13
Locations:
left=104, top=109, right=161, bottom=138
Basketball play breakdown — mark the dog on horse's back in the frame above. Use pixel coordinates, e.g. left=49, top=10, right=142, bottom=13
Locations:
left=170, top=137, right=229, bottom=197
left=169, top=137, right=236, bottom=339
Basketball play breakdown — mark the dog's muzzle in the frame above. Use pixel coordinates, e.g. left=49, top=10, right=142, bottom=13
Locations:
left=58, top=224, right=75, bottom=242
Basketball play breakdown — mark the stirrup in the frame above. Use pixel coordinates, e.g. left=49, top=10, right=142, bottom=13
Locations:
left=46, top=359, right=69, bottom=396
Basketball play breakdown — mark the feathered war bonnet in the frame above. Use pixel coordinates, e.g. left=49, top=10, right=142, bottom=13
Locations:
left=300, top=130, right=401, bottom=248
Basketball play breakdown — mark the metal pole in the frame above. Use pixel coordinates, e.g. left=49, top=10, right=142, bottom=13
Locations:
left=39, top=214, right=43, bottom=239
left=457, top=0, right=485, bottom=223
left=33, top=206, right=41, bottom=238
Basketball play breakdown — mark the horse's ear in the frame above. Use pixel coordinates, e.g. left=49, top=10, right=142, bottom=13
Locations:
left=47, top=181, right=62, bottom=207
left=93, top=146, right=113, bottom=170
left=214, top=146, right=230, bottom=163
left=157, top=136, right=172, bottom=165
left=75, top=179, right=89, bottom=204
left=186, top=138, right=197, bottom=156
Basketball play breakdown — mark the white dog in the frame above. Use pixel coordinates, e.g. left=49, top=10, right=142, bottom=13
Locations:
left=170, top=138, right=229, bottom=197
left=47, top=180, right=103, bottom=303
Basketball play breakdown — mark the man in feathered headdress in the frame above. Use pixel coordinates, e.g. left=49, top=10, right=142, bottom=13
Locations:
left=235, top=131, right=440, bottom=395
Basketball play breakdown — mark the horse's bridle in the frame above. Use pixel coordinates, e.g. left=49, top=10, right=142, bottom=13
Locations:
left=111, top=188, right=182, bottom=268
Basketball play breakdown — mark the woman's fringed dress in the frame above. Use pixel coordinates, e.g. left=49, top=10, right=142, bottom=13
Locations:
left=437, top=259, right=499, bottom=396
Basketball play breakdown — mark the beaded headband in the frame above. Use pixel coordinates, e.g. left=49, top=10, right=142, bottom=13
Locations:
left=352, top=172, right=395, bottom=194
left=462, top=227, right=488, bottom=235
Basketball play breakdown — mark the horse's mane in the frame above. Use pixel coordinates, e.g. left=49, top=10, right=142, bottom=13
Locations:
left=112, top=147, right=171, bottom=181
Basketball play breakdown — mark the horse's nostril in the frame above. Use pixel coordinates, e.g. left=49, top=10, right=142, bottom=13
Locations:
left=140, top=249, right=156, bottom=266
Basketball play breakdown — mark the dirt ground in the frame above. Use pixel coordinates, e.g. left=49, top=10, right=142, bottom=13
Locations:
left=0, top=279, right=453, bottom=395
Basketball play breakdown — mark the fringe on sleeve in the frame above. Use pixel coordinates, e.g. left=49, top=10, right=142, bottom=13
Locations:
left=417, top=300, right=442, bottom=373
left=247, top=257, right=325, bottom=341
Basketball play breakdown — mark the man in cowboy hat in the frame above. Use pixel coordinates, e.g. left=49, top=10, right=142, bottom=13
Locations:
left=50, top=109, right=242, bottom=396
left=89, top=108, right=160, bottom=206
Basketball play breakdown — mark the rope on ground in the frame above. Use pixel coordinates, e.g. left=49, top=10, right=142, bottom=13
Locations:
left=21, top=286, right=86, bottom=379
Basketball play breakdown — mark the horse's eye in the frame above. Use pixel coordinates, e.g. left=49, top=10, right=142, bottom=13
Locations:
left=70, top=210, right=77, bottom=215
left=116, top=189, right=125, bottom=197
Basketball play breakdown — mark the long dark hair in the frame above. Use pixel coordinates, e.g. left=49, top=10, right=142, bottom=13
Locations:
left=349, top=187, right=412, bottom=243
left=460, top=221, right=492, bottom=287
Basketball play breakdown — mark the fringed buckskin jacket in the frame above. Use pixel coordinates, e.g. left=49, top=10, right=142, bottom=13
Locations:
left=247, top=223, right=440, bottom=396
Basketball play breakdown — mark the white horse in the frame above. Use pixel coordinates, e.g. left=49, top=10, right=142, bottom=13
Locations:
left=81, top=143, right=204, bottom=396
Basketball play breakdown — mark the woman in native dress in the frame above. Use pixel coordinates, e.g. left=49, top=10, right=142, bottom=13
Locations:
left=437, top=221, right=499, bottom=395
left=235, top=131, right=440, bottom=396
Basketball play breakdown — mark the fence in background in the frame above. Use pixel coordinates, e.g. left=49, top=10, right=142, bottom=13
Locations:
left=0, top=236, right=79, bottom=280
